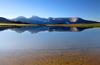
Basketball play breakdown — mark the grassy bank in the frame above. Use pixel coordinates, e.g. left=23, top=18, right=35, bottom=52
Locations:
left=0, top=23, right=100, bottom=28
left=45, top=23, right=100, bottom=28
left=0, top=23, right=39, bottom=27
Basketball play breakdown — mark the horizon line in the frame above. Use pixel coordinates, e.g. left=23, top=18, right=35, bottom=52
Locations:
left=0, top=16, right=99, bottom=22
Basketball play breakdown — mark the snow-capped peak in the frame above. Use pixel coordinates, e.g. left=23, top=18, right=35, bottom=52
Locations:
left=69, top=17, right=78, bottom=22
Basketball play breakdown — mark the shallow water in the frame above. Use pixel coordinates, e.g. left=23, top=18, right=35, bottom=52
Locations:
left=0, top=26, right=100, bottom=65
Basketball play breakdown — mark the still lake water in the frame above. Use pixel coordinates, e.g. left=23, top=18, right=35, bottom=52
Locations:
left=0, top=26, right=100, bottom=65
left=0, top=26, right=100, bottom=50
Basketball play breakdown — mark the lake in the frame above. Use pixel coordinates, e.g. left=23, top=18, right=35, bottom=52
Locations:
left=0, top=26, right=100, bottom=65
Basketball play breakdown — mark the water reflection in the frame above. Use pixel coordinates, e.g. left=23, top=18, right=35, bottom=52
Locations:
left=0, top=26, right=92, bottom=34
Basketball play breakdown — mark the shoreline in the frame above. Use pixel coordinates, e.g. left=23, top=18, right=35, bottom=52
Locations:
left=0, top=23, right=100, bottom=28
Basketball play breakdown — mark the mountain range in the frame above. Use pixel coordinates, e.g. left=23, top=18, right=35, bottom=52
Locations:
left=12, top=16, right=47, bottom=24
left=0, top=16, right=99, bottom=24
left=0, top=17, right=27, bottom=24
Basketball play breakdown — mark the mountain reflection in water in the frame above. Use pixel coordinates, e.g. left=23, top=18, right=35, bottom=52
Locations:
left=0, top=26, right=91, bottom=34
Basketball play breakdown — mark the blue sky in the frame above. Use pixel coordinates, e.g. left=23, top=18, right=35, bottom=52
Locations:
left=0, top=0, right=99, bottom=21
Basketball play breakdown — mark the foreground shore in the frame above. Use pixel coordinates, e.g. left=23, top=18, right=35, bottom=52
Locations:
left=0, top=48, right=100, bottom=65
